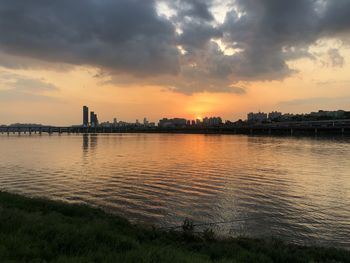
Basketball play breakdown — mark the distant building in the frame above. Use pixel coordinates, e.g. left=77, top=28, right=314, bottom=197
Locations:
left=100, top=121, right=111, bottom=128
left=280, top=113, right=294, bottom=121
left=203, top=117, right=209, bottom=125
left=143, top=117, right=149, bottom=126
left=158, top=118, right=187, bottom=128
left=202, top=117, right=223, bottom=126
left=310, top=110, right=346, bottom=119
left=268, top=111, right=282, bottom=121
left=247, top=112, right=268, bottom=123
left=83, top=106, right=89, bottom=127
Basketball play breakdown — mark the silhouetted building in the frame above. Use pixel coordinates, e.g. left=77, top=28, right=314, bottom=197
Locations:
left=90, top=111, right=96, bottom=127
left=203, top=117, right=223, bottom=126
left=158, top=118, right=187, bottom=128
left=90, top=112, right=94, bottom=127
left=310, top=110, right=346, bottom=119
left=83, top=106, right=89, bottom=127
left=268, top=111, right=282, bottom=121
left=247, top=112, right=268, bottom=123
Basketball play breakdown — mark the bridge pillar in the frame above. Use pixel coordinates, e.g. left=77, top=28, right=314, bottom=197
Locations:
left=290, top=128, right=293, bottom=136
left=342, top=128, right=345, bottom=135
left=250, top=128, right=253, bottom=135
left=315, top=128, right=318, bottom=136
left=268, top=128, right=272, bottom=135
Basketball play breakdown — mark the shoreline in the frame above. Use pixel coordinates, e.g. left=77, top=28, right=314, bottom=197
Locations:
left=2, top=126, right=350, bottom=138
left=2, top=130, right=350, bottom=138
left=0, top=191, right=349, bottom=262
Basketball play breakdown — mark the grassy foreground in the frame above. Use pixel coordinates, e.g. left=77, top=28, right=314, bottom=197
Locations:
left=0, top=192, right=349, bottom=263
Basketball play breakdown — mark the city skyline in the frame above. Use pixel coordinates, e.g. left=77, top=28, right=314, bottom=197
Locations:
left=1, top=104, right=350, bottom=127
left=1, top=1, right=350, bottom=125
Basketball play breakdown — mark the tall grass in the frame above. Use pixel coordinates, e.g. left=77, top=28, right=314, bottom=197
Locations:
left=0, top=191, right=349, bottom=262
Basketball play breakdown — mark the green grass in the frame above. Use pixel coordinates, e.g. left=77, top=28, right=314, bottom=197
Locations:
left=0, top=191, right=349, bottom=262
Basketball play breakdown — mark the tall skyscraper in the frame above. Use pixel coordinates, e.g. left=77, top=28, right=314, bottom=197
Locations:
left=94, top=113, right=98, bottom=126
left=90, top=111, right=98, bottom=127
left=83, top=106, right=89, bottom=127
left=90, top=111, right=95, bottom=127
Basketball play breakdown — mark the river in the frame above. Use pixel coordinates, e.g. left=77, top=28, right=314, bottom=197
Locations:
left=0, top=133, right=349, bottom=249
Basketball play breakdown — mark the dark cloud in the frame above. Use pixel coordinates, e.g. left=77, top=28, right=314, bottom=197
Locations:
left=0, top=0, right=179, bottom=75
left=178, top=22, right=222, bottom=50
left=320, top=0, right=350, bottom=35
left=219, top=0, right=350, bottom=80
left=0, top=0, right=350, bottom=94
left=166, top=0, right=215, bottom=21
left=221, top=0, right=319, bottom=80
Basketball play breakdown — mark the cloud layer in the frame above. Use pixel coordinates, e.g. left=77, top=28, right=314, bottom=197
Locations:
left=0, top=71, right=58, bottom=102
left=0, top=0, right=350, bottom=94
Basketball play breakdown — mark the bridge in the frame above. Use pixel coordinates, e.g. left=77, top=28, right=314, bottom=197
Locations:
left=1, top=119, right=350, bottom=136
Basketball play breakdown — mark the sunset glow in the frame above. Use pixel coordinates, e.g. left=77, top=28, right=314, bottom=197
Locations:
left=0, top=1, right=350, bottom=125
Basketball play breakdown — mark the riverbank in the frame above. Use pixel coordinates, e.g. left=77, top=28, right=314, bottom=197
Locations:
left=0, top=192, right=349, bottom=262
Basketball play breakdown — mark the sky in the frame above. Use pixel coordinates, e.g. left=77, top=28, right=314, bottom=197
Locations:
left=0, top=0, right=350, bottom=125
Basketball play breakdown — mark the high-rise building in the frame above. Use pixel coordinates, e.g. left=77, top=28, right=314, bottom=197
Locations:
left=83, top=106, right=89, bottom=127
left=90, top=112, right=98, bottom=127
left=90, top=111, right=95, bottom=127
left=95, top=114, right=99, bottom=127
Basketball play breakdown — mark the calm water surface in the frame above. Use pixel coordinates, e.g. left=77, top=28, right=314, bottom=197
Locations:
left=0, top=134, right=350, bottom=248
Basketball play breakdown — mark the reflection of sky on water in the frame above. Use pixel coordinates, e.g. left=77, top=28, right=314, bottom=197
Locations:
left=0, top=134, right=349, bottom=249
